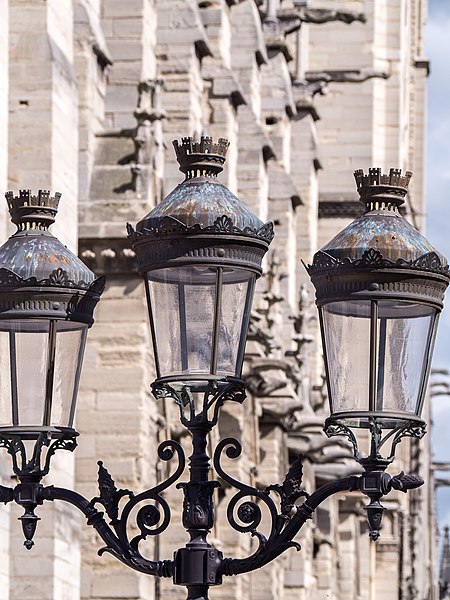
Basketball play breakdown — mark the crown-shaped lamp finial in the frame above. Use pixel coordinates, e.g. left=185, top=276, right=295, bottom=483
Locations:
left=5, top=189, right=61, bottom=232
left=173, top=136, right=230, bottom=180
left=354, top=168, right=412, bottom=211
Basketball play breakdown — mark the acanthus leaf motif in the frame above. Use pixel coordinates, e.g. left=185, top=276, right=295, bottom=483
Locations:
left=47, top=268, right=71, bottom=287
left=93, top=461, right=133, bottom=524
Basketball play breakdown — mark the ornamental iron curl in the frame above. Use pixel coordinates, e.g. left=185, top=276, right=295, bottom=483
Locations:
left=0, top=432, right=77, bottom=480
left=92, top=439, right=186, bottom=556
left=214, top=437, right=303, bottom=575
left=324, top=416, right=426, bottom=468
left=0, top=266, right=106, bottom=291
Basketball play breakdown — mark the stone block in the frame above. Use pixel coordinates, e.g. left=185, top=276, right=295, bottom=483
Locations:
left=112, top=18, right=143, bottom=38
left=94, top=134, right=136, bottom=166
left=80, top=367, right=147, bottom=393
left=104, top=84, right=139, bottom=112
left=107, top=38, right=143, bottom=61
left=107, top=61, right=142, bottom=85
left=102, top=0, right=145, bottom=18
left=91, top=570, right=141, bottom=598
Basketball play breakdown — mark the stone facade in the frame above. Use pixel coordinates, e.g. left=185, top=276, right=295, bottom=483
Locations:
left=0, top=1, right=438, bottom=599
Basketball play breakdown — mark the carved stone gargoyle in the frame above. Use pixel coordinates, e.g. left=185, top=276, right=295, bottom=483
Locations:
left=306, top=69, right=390, bottom=84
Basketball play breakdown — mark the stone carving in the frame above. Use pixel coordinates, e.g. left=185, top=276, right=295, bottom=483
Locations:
left=79, top=238, right=138, bottom=276
left=293, top=79, right=329, bottom=111
left=113, top=79, right=165, bottom=195
left=288, top=418, right=354, bottom=464
left=306, top=69, right=390, bottom=84
left=295, top=8, right=366, bottom=25
left=248, top=251, right=284, bottom=357
left=245, top=359, right=290, bottom=397
left=262, top=4, right=366, bottom=39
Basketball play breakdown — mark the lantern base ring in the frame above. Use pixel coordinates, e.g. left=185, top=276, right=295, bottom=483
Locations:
left=151, top=377, right=246, bottom=427
left=0, top=430, right=78, bottom=480
left=324, top=414, right=426, bottom=468
left=0, top=425, right=78, bottom=441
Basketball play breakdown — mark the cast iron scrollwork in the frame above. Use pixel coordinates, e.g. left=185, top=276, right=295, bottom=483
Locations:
left=266, top=455, right=309, bottom=515
left=385, top=421, right=427, bottom=463
left=28, top=438, right=187, bottom=576
left=324, top=421, right=361, bottom=462
left=90, top=439, right=185, bottom=561
left=0, top=432, right=78, bottom=479
left=324, top=417, right=427, bottom=468
left=127, top=215, right=275, bottom=244
left=152, top=380, right=246, bottom=427
left=0, top=266, right=105, bottom=291
left=308, top=248, right=449, bottom=275
left=214, top=438, right=303, bottom=575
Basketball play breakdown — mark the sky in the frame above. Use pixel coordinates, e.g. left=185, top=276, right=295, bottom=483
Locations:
left=425, top=0, right=450, bottom=530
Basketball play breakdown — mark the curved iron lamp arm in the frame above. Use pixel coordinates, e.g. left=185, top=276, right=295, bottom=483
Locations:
left=43, top=485, right=173, bottom=577
left=5, top=437, right=185, bottom=574
left=215, top=437, right=424, bottom=577
left=220, top=475, right=358, bottom=577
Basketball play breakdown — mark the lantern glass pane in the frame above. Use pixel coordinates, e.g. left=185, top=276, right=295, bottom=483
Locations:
left=322, top=300, right=438, bottom=420
left=147, top=266, right=254, bottom=379
left=15, top=323, right=50, bottom=427
left=374, top=301, right=436, bottom=415
left=52, top=324, right=88, bottom=427
left=218, top=270, right=255, bottom=375
left=0, top=333, right=10, bottom=426
left=0, top=320, right=88, bottom=431
left=322, top=301, right=371, bottom=413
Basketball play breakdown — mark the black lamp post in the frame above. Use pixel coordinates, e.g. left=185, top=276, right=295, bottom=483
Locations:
left=0, top=144, right=445, bottom=599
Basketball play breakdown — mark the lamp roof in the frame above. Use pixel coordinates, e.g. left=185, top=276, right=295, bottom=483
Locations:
left=309, top=168, right=448, bottom=272
left=1, top=190, right=97, bottom=288
left=134, top=137, right=271, bottom=240
left=128, top=137, right=273, bottom=277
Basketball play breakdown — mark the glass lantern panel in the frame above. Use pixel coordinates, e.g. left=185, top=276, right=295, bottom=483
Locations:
left=0, top=320, right=88, bottom=430
left=52, top=323, right=88, bottom=427
left=321, top=300, right=371, bottom=413
left=374, top=300, right=436, bottom=415
left=321, top=300, right=438, bottom=421
left=218, top=270, right=255, bottom=376
left=0, top=331, right=14, bottom=426
left=147, top=266, right=255, bottom=379
left=147, top=267, right=215, bottom=377
left=15, top=323, right=50, bottom=427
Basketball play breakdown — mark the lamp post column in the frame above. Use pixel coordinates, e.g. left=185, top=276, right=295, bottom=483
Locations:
left=174, top=423, right=222, bottom=599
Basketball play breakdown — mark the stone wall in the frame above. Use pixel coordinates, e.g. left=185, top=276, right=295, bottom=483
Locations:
left=0, top=1, right=437, bottom=599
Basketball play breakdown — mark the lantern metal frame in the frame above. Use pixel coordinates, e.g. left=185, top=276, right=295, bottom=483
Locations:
left=0, top=189, right=104, bottom=546
left=307, top=168, right=450, bottom=470
left=0, top=154, right=442, bottom=600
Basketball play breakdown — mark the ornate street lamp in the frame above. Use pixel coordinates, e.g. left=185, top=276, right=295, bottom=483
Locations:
left=0, top=189, right=104, bottom=546
left=307, top=168, right=449, bottom=472
left=0, top=147, right=445, bottom=600
left=0, top=190, right=104, bottom=442
left=128, top=137, right=273, bottom=423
